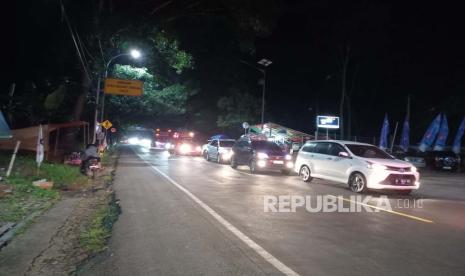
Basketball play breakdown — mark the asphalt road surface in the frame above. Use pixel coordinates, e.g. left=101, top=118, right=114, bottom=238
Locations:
left=85, top=145, right=465, bottom=276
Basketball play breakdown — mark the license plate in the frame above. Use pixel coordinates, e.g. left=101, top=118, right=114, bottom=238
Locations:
left=395, top=178, right=410, bottom=185
left=443, top=166, right=452, bottom=170
left=273, top=160, right=284, bottom=164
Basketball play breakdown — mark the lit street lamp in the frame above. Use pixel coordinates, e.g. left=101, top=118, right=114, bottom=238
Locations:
left=93, top=49, right=141, bottom=143
left=100, top=49, right=141, bottom=120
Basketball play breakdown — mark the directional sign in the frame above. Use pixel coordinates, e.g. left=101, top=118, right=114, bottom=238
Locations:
left=316, top=116, right=340, bottom=129
left=101, top=120, right=113, bottom=130
left=104, top=78, right=143, bottom=96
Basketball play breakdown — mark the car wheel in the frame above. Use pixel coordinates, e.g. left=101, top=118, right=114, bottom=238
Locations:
left=230, top=156, right=237, bottom=169
left=206, top=152, right=210, bottom=161
left=299, top=166, right=312, bottom=182
left=397, top=189, right=412, bottom=195
left=216, top=154, right=221, bottom=164
left=249, top=160, right=256, bottom=173
left=203, top=151, right=208, bottom=160
left=349, top=172, right=368, bottom=193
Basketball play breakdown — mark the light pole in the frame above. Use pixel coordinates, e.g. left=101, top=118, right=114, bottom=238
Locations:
left=93, top=49, right=141, bottom=143
left=100, top=49, right=141, bottom=121
left=240, top=58, right=272, bottom=127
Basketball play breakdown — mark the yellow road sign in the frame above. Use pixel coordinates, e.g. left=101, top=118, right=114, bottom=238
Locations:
left=101, top=120, right=113, bottom=130
left=104, top=78, right=143, bottom=96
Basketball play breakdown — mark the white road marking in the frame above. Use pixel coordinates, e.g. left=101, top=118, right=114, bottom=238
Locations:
left=137, top=152, right=300, bottom=276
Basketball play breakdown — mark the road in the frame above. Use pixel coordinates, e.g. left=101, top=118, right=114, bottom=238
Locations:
left=84, top=145, right=465, bottom=276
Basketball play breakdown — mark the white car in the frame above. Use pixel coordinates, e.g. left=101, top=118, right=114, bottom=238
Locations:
left=204, top=139, right=236, bottom=163
left=294, top=140, right=420, bottom=194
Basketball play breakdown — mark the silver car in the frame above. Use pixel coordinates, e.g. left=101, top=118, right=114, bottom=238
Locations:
left=204, top=139, right=236, bottom=163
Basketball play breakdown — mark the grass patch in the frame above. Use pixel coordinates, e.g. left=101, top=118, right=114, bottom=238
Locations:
left=80, top=194, right=120, bottom=254
left=0, top=152, right=86, bottom=223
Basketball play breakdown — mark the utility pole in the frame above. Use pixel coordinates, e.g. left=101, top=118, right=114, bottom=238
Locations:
left=339, top=46, right=350, bottom=140
left=240, top=59, right=272, bottom=127
left=7, top=83, right=15, bottom=126
left=261, top=69, right=266, bottom=126
left=92, top=76, right=101, bottom=143
left=407, top=94, right=411, bottom=119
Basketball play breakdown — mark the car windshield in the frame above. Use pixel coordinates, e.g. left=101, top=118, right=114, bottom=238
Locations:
left=219, top=141, right=235, bottom=147
left=252, top=141, right=283, bottom=152
left=346, top=144, right=394, bottom=159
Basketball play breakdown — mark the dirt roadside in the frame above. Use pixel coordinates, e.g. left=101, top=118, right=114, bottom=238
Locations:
left=0, top=148, right=120, bottom=276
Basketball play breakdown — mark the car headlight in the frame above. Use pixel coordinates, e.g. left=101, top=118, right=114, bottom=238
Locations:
left=367, top=162, right=387, bottom=170
left=165, top=143, right=172, bottom=149
left=285, top=154, right=292, bottom=160
left=179, top=144, right=191, bottom=153
left=411, top=166, right=417, bottom=173
left=128, top=137, right=139, bottom=145
left=257, top=152, right=269, bottom=159
left=140, top=139, right=151, bottom=147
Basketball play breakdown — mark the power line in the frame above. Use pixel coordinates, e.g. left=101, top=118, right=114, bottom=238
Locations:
left=59, top=0, right=92, bottom=81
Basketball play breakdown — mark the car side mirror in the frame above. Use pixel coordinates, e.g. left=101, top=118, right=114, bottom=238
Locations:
left=339, top=152, right=351, bottom=158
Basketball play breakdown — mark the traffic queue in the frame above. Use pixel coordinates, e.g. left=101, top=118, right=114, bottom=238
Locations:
left=126, top=124, right=422, bottom=195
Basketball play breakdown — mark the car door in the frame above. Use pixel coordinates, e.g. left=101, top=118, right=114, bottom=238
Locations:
left=325, top=143, right=352, bottom=181
left=241, top=140, right=253, bottom=164
left=297, top=142, right=317, bottom=172
left=208, top=140, right=218, bottom=159
left=312, top=142, right=332, bottom=176
left=233, top=140, right=248, bottom=165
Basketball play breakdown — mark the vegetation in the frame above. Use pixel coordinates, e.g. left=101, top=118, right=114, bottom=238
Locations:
left=10, top=0, right=282, bottom=134
left=80, top=193, right=120, bottom=254
left=217, top=89, right=261, bottom=128
left=80, top=149, right=120, bottom=255
left=0, top=153, right=86, bottom=223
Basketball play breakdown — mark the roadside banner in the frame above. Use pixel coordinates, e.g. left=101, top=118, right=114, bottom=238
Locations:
left=433, top=114, right=449, bottom=151
left=400, top=115, right=410, bottom=152
left=36, top=124, right=44, bottom=168
left=452, top=117, right=465, bottom=154
left=379, top=114, right=389, bottom=150
left=419, top=113, right=442, bottom=152
left=0, top=111, right=12, bottom=139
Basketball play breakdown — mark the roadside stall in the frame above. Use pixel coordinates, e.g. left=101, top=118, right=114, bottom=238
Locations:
left=250, top=122, right=313, bottom=153
left=0, top=121, right=89, bottom=162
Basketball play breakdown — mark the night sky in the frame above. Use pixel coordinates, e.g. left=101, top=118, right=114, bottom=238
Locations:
left=9, top=0, right=465, bottom=142
left=255, top=1, right=465, bottom=141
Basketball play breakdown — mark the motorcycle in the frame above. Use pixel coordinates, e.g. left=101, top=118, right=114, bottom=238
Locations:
left=84, top=157, right=101, bottom=178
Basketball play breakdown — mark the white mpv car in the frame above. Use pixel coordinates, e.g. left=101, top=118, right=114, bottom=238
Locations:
left=294, top=141, right=420, bottom=194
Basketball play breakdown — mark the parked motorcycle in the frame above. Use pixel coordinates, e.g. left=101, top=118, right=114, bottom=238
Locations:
left=84, top=157, right=101, bottom=178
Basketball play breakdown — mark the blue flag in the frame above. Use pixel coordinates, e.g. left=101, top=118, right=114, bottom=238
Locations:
left=0, top=111, right=12, bottom=139
left=400, top=115, right=409, bottom=152
left=452, top=117, right=465, bottom=154
left=379, top=114, right=389, bottom=150
left=419, top=114, right=442, bottom=152
left=433, top=114, right=449, bottom=151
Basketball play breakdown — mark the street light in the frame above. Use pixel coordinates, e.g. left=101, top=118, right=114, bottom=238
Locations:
left=104, top=48, right=141, bottom=78
left=240, top=58, right=272, bottom=127
left=257, top=59, right=272, bottom=126
left=100, top=49, right=142, bottom=120
left=93, top=49, right=142, bottom=143
left=130, top=49, right=141, bottom=59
